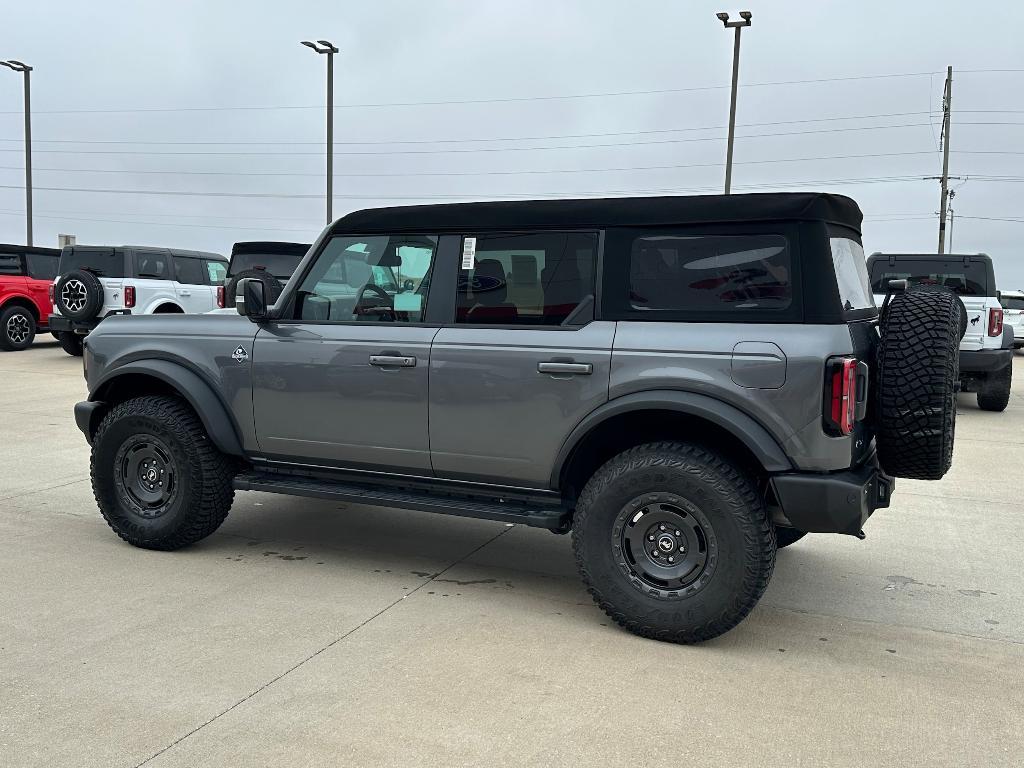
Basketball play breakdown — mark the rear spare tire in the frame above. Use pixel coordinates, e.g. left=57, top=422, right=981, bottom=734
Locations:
left=55, top=269, right=103, bottom=321
left=977, top=363, right=1012, bottom=412
left=876, top=289, right=960, bottom=479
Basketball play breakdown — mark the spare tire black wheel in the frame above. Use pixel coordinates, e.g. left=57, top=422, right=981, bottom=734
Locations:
left=224, top=268, right=284, bottom=308
left=876, top=289, right=960, bottom=480
left=55, top=270, right=104, bottom=321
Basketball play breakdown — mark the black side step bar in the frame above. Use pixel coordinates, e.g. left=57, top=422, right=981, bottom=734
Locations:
left=234, top=471, right=571, bottom=532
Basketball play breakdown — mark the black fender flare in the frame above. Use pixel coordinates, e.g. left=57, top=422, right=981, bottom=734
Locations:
left=89, top=359, right=244, bottom=456
left=550, top=390, right=792, bottom=487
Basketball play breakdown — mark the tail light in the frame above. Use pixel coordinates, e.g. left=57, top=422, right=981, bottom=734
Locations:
left=124, top=285, right=136, bottom=309
left=48, top=284, right=54, bottom=303
left=988, top=307, right=1003, bottom=337
left=825, top=357, right=859, bottom=436
left=216, top=285, right=225, bottom=308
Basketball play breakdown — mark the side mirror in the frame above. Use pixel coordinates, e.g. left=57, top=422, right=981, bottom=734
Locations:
left=236, top=278, right=267, bottom=320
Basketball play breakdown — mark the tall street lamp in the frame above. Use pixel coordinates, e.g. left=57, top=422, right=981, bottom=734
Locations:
left=715, top=11, right=751, bottom=194
left=1, top=59, right=33, bottom=245
left=301, top=40, right=338, bottom=225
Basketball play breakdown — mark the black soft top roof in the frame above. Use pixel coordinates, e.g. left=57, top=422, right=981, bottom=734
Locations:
left=330, top=192, right=862, bottom=235
left=231, top=241, right=310, bottom=256
left=0, top=243, right=59, bottom=257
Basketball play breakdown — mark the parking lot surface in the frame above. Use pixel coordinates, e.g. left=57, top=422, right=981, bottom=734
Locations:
left=2, top=341, right=1022, bottom=768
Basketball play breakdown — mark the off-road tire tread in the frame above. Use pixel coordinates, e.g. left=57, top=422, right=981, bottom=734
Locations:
left=876, top=289, right=959, bottom=479
left=91, top=395, right=235, bottom=550
left=572, top=442, right=775, bottom=644
left=977, top=363, right=1012, bottom=412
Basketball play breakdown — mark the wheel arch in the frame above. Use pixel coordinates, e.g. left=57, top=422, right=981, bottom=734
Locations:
left=89, top=360, right=244, bottom=456
left=151, top=302, right=184, bottom=314
left=553, top=390, right=792, bottom=498
left=1, top=295, right=40, bottom=322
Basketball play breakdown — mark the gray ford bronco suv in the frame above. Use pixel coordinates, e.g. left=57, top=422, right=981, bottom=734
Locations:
left=73, top=193, right=961, bottom=643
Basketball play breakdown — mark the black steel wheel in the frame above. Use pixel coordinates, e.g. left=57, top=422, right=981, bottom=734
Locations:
left=92, top=395, right=235, bottom=550
left=114, top=434, right=179, bottom=518
left=613, top=494, right=716, bottom=598
left=573, top=442, right=775, bottom=644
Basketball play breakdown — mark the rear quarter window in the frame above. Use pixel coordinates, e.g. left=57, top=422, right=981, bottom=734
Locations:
left=628, top=233, right=792, bottom=312
left=830, top=238, right=874, bottom=311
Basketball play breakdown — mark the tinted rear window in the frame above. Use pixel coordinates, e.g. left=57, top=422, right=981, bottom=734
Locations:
left=0, top=253, right=22, bottom=275
left=869, top=260, right=989, bottom=296
left=229, top=252, right=304, bottom=278
left=629, top=233, right=791, bottom=311
left=1002, top=296, right=1024, bottom=310
left=59, top=249, right=124, bottom=278
left=25, top=253, right=58, bottom=280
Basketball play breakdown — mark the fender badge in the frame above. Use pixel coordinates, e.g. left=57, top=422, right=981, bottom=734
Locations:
left=232, top=346, right=249, bottom=363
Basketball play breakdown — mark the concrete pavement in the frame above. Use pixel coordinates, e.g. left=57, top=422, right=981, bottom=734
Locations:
left=2, top=340, right=1022, bottom=767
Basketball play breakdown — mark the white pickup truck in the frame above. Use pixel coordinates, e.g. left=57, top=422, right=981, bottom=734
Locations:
left=868, top=253, right=1014, bottom=412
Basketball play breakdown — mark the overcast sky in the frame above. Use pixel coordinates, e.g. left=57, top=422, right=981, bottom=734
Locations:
left=2, top=1, right=1022, bottom=284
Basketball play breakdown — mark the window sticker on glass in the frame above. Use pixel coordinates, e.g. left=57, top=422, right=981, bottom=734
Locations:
left=461, top=237, right=477, bottom=270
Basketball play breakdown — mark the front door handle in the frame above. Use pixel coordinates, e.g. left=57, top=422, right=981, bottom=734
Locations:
left=369, top=354, right=417, bottom=368
left=538, top=361, right=593, bottom=376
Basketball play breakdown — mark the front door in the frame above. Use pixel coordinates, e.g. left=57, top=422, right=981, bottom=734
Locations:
left=252, top=232, right=440, bottom=472
left=428, top=231, right=613, bottom=488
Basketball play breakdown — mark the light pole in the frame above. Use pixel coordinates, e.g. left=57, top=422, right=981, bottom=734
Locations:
left=301, top=40, right=338, bottom=225
left=716, top=11, right=751, bottom=194
left=1, top=59, right=33, bottom=245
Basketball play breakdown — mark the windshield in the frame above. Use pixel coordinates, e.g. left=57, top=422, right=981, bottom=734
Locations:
left=870, top=259, right=989, bottom=296
left=229, top=252, right=305, bottom=279
left=58, top=248, right=124, bottom=278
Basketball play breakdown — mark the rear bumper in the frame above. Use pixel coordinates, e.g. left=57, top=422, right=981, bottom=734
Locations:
left=770, top=456, right=894, bottom=536
left=48, top=310, right=129, bottom=335
left=960, top=348, right=1012, bottom=373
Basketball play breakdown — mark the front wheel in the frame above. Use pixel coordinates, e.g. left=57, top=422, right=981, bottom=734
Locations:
left=0, top=305, right=36, bottom=351
left=91, top=396, right=235, bottom=550
left=572, top=442, right=775, bottom=644
left=58, top=331, right=84, bottom=357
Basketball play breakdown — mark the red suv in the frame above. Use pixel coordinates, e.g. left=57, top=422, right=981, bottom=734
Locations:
left=0, top=243, right=60, bottom=351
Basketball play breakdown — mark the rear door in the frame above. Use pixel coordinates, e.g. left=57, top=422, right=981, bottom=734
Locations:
left=172, top=255, right=215, bottom=313
left=428, top=231, right=613, bottom=488
left=0, top=253, right=28, bottom=307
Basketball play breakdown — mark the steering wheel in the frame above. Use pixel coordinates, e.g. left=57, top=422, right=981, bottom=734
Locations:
left=355, top=283, right=395, bottom=319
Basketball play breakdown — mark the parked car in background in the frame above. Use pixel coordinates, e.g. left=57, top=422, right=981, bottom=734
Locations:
left=49, top=245, right=227, bottom=356
left=867, top=252, right=1014, bottom=411
left=0, top=243, right=60, bottom=351
left=219, top=241, right=310, bottom=309
left=1000, top=289, right=1024, bottom=349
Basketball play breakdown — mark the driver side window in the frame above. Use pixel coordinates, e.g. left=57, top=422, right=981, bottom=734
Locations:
left=295, top=234, right=437, bottom=323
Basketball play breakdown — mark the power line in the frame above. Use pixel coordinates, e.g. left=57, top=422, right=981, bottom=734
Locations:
left=0, top=122, right=952, bottom=156
left=0, top=111, right=950, bottom=145
left=0, top=210, right=313, bottom=233
left=0, top=71, right=951, bottom=116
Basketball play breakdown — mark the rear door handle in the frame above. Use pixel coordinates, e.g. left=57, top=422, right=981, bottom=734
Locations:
left=538, top=361, right=593, bottom=376
left=369, top=354, right=417, bottom=368
left=178, top=290, right=191, bottom=296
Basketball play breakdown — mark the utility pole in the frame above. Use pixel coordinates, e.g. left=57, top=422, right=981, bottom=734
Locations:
left=301, top=40, right=339, bottom=225
left=1, top=60, right=33, bottom=246
left=937, top=65, right=953, bottom=254
left=716, top=11, right=752, bottom=194
left=947, top=189, right=956, bottom=253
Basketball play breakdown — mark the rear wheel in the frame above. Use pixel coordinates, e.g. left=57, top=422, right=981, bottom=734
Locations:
left=774, top=527, right=807, bottom=549
left=58, top=331, right=83, bottom=357
left=977, top=364, right=1012, bottom=412
left=572, top=442, right=775, bottom=644
left=91, top=396, right=235, bottom=550
left=0, top=305, right=36, bottom=351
